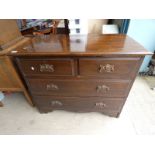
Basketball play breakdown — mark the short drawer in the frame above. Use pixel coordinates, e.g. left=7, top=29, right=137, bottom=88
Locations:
left=16, top=58, right=74, bottom=76
left=27, top=79, right=131, bottom=97
left=79, top=57, right=140, bottom=79
left=33, top=96, right=125, bottom=116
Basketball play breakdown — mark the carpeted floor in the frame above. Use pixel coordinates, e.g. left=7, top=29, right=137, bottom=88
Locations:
left=0, top=76, right=155, bottom=135
left=144, top=76, right=155, bottom=89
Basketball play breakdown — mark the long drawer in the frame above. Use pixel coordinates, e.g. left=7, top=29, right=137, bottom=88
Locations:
left=79, top=57, right=140, bottom=79
left=27, top=78, right=131, bottom=97
left=33, top=96, right=125, bottom=116
left=16, top=58, right=74, bottom=76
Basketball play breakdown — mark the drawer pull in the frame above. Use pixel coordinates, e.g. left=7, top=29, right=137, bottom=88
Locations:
left=96, top=85, right=110, bottom=92
left=51, top=100, right=63, bottom=106
left=46, top=84, right=59, bottom=90
left=40, top=64, right=54, bottom=72
left=99, top=64, right=114, bottom=73
left=95, top=102, right=106, bottom=107
left=31, top=66, right=35, bottom=71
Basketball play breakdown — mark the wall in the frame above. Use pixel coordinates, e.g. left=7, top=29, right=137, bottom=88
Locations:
left=88, top=19, right=108, bottom=34
left=113, top=19, right=123, bottom=30
left=127, top=19, right=155, bottom=72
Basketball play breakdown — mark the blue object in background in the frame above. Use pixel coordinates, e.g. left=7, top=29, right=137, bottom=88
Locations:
left=0, top=92, right=4, bottom=101
left=127, top=19, right=155, bottom=72
left=120, top=19, right=130, bottom=34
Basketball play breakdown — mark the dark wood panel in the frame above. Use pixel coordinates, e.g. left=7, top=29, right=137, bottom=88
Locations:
left=27, top=78, right=131, bottom=97
left=33, top=96, right=125, bottom=117
left=16, top=58, right=74, bottom=76
left=79, top=57, right=140, bottom=79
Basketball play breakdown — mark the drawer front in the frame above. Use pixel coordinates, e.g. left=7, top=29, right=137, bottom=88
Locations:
left=33, top=96, right=125, bottom=116
left=16, top=58, right=74, bottom=76
left=27, top=79, right=130, bottom=97
left=79, top=57, right=140, bottom=79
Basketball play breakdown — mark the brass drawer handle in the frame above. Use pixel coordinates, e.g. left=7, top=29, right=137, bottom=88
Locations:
left=96, top=85, right=110, bottom=92
left=51, top=100, right=63, bottom=106
left=95, top=102, right=106, bottom=108
left=98, top=64, right=114, bottom=73
left=31, top=66, right=35, bottom=71
left=46, top=84, right=59, bottom=90
left=40, top=64, right=54, bottom=72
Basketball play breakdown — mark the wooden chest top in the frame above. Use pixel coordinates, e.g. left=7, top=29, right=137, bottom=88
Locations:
left=9, top=34, right=151, bottom=56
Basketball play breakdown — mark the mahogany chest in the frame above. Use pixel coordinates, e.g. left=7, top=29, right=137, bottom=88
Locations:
left=10, top=34, right=151, bottom=117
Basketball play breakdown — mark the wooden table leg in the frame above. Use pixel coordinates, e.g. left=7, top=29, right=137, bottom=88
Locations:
left=0, top=101, right=3, bottom=107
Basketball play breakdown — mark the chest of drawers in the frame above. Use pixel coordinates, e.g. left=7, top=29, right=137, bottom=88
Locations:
left=10, top=34, right=151, bottom=117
